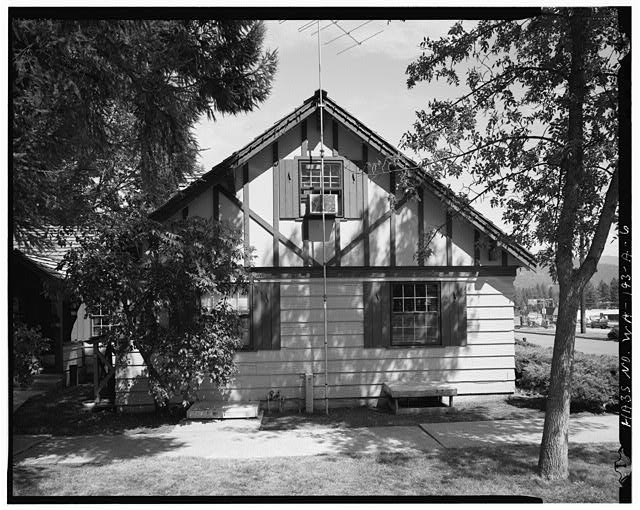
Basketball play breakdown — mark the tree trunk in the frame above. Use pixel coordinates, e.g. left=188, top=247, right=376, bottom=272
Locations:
left=538, top=7, right=588, bottom=480
left=538, top=282, right=580, bottom=479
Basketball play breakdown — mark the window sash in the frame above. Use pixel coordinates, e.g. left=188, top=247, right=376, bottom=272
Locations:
left=391, top=282, right=441, bottom=346
left=201, top=291, right=251, bottom=348
left=90, top=305, right=116, bottom=337
left=299, top=162, right=342, bottom=191
left=299, top=160, right=344, bottom=217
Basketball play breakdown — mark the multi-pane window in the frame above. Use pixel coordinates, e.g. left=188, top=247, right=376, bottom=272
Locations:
left=201, top=291, right=250, bottom=348
left=299, top=160, right=343, bottom=216
left=90, top=306, right=116, bottom=337
left=391, top=283, right=440, bottom=346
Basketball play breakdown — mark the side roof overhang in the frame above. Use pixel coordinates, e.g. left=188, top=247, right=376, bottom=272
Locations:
left=151, top=90, right=537, bottom=269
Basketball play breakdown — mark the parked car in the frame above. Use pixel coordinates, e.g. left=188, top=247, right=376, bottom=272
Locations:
left=589, top=315, right=609, bottom=329
left=608, top=326, right=619, bottom=340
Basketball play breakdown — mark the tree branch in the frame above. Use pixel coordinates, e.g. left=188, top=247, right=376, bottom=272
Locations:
left=574, top=166, right=618, bottom=286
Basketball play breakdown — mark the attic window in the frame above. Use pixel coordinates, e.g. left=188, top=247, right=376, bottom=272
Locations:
left=299, top=160, right=343, bottom=217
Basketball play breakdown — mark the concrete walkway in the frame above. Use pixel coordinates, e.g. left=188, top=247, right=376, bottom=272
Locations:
left=13, top=414, right=618, bottom=466
left=420, top=414, right=618, bottom=448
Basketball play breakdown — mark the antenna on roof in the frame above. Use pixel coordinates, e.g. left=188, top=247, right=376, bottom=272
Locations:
left=336, top=29, right=384, bottom=55
left=298, top=20, right=316, bottom=32
left=310, top=20, right=335, bottom=36
left=324, top=20, right=373, bottom=46
left=320, top=20, right=385, bottom=55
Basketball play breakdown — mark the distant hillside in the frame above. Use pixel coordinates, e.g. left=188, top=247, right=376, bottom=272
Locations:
left=515, top=255, right=619, bottom=290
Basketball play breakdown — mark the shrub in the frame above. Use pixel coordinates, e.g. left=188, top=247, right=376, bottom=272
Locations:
left=515, top=338, right=618, bottom=413
left=13, top=320, right=51, bottom=388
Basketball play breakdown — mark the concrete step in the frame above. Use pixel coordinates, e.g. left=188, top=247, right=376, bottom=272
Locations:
left=187, top=401, right=260, bottom=420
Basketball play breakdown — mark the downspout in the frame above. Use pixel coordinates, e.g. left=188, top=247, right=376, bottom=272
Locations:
left=317, top=21, right=329, bottom=415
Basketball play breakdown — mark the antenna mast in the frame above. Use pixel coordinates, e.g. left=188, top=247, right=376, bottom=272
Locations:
left=317, top=20, right=330, bottom=416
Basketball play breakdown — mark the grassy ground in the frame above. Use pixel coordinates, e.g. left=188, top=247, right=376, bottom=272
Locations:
left=12, top=443, right=618, bottom=501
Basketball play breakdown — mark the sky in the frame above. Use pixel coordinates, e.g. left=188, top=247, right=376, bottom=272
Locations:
left=193, top=18, right=619, bottom=258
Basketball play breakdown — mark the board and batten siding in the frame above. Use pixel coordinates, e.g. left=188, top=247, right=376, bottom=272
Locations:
left=114, top=276, right=515, bottom=412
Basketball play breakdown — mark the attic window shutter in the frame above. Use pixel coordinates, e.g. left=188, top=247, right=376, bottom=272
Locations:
left=279, top=159, right=299, bottom=219
left=251, top=282, right=281, bottom=350
left=441, top=281, right=467, bottom=347
left=363, top=281, right=390, bottom=348
left=343, top=160, right=364, bottom=219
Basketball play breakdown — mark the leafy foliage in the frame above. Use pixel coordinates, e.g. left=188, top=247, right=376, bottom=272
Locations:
left=515, top=339, right=618, bottom=413
left=61, top=213, right=249, bottom=407
left=12, top=19, right=277, bottom=249
left=402, top=9, right=625, bottom=273
left=13, top=319, right=51, bottom=387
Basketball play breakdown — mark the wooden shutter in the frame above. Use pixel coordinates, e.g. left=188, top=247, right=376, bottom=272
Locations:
left=343, top=160, right=364, bottom=219
left=440, top=281, right=467, bottom=347
left=251, top=282, right=281, bottom=350
left=363, top=281, right=390, bottom=348
left=279, top=159, right=299, bottom=219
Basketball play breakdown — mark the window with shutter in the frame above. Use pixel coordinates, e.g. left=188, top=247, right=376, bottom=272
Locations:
left=368, top=280, right=467, bottom=349
left=278, top=157, right=363, bottom=220
left=391, top=283, right=441, bottom=346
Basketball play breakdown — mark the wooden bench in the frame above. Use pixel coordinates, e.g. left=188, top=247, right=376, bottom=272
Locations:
left=382, top=383, right=457, bottom=414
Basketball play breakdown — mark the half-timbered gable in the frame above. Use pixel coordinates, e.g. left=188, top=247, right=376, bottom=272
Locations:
left=117, top=90, right=535, bottom=412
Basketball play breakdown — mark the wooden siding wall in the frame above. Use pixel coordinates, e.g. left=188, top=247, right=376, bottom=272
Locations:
left=115, top=276, right=515, bottom=412
left=114, top=112, right=522, bottom=411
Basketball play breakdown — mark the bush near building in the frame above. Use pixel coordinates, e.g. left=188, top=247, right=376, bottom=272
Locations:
left=13, top=320, right=51, bottom=387
left=515, top=339, right=618, bottom=413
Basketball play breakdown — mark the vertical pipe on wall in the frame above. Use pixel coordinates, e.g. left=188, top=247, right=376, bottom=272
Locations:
left=317, top=20, right=329, bottom=415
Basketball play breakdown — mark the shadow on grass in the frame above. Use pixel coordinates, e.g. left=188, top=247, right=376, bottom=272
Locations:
left=13, top=432, right=188, bottom=466
left=371, top=443, right=616, bottom=482
left=13, top=384, right=185, bottom=437
left=506, top=395, right=547, bottom=411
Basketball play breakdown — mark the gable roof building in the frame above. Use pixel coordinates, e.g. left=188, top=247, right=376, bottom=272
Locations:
left=118, top=90, right=534, bottom=412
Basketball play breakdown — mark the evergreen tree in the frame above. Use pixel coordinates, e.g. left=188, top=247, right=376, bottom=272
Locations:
left=12, top=18, right=278, bottom=249
left=609, top=277, right=619, bottom=306
left=597, top=280, right=610, bottom=307
left=583, top=282, right=598, bottom=309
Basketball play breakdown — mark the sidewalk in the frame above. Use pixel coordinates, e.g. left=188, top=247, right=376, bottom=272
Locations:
left=13, top=413, right=619, bottom=466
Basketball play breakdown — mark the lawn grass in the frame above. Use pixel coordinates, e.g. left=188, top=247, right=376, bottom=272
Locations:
left=12, top=443, right=618, bottom=501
